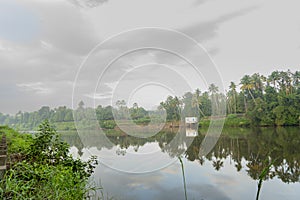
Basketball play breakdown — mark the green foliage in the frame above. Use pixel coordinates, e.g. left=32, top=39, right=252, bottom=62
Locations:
left=199, top=115, right=251, bottom=127
left=235, top=70, right=300, bottom=126
left=0, top=121, right=98, bottom=199
left=160, top=96, right=182, bottom=121
left=27, top=120, right=70, bottom=165
left=198, top=118, right=210, bottom=127
left=133, top=117, right=151, bottom=125
left=226, top=114, right=238, bottom=119
left=0, top=106, right=74, bottom=130
left=53, top=121, right=76, bottom=131
left=99, top=120, right=116, bottom=129
left=96, top=105, right=114, bottom=121
left=1, top=162, right=93, bottom=200
left=129, top=105, right=148, bottom=120
left=1, top=126, right=32, bottom=154
left=225, top=115, right=251, bottom=127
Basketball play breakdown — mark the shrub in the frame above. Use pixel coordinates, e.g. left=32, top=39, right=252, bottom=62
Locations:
left=0, top=120, right=98, bottom=199
left=99, top=120, right=116, bottom=129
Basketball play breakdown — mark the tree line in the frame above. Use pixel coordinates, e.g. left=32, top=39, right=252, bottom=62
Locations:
left=159, top=69, right=300, bottom=126
left=0, top=70, right=299, bottom=129
left=0, top=101, right=150, bottom=130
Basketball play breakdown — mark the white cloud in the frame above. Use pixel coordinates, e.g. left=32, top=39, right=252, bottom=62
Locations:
left=84, top=92, right=112, bottom=100
left=0, top=41, right=13, bottom=52
left=17, top=82, right=53, bottom=95
left=68, top=0, right=108, bottom=8
left=0, top=45, right=6, bottom=51
left=40, top=40, right=53, bottom=50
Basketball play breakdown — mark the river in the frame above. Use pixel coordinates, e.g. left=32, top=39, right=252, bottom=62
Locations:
left=61, top=127, right=300, bottom=200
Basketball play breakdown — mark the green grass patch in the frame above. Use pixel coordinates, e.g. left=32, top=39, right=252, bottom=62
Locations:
left=199, top=114, right=251, bottom=128
left=1, top=126, right=32, bottom=154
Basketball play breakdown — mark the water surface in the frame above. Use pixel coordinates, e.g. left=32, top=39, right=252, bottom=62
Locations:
left=62, top=127, right=300, bottom=200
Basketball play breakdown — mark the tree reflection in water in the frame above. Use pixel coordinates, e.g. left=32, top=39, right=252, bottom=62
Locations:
left=61, top=127, right=300, bottom=183
left=185, top=127, right=300, bottom=183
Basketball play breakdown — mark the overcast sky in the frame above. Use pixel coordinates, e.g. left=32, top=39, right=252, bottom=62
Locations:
left=0, top=0, right=300, bottom=114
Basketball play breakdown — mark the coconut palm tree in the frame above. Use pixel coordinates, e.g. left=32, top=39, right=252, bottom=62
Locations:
left=208, top=83, right=220, bottom=115
left=251, top=73, right=266, bottom=98
left=277, top=71, right=292, bottom=95
left=227, top=82, right=238, bottom=114
left=292, top=71, right=300, bottom=93
left=268, top=70, right=280, bottom=91
left=192, top=89, right=206, bottom=117
left=240, top=75, right=257, bottom=110
left=208, top=83, right=219, bottom=94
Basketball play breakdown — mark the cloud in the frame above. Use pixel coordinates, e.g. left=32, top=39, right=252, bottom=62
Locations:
left=96, top=164, right=231, bottom=200
left=82, top=6, right=257, bottom=93
left=70, top=4, right=258, bottom=108
left=37, top=4, right=99, bottom=55
left=68, top=0, right=108, bottom=8
left=1, top=0, right=300, bottom=115
left=0, top=43, right=10, bottom=51
left=192, top=0, right=210, bottom=7
left=84, top=92, right=112, bottom=100
left=40, top=40, right=53, bottom=50
left=181, top=6, right=258, bottom=43
left=17, top=82, right=53, bottom=95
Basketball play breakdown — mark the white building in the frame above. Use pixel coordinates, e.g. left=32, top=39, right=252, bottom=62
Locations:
left=185, top=117, right=198, bottom=123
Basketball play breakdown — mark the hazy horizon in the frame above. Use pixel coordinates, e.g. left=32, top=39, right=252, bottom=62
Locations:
left=1, top=0, right=300, bottom=114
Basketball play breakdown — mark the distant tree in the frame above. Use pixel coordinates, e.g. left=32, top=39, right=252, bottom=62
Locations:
left=78, top=101, right=85, bottom=109
left=160, top=96, right=181, bottom=121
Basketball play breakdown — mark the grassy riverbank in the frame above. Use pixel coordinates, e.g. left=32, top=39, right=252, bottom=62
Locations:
left=49, top=115, right=262, bottom=132
left=199, top=114, right=300, bottom=128
left=199, top=114, right=251, bottom=128
left=0, top=122, right=98, bottom=199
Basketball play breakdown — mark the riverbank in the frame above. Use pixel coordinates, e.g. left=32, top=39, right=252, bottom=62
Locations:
left=200, top=114, right=300, bottom=128
left=50, top=115, right=289, bottom=131
left=199, top=114, right=251, bottom=128
left=7, top=113, right=299, bottom=135
left=0, top=123, right=98, bottom=199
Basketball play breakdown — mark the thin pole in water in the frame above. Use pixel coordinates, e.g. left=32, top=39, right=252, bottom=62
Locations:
left=178, top=156, right=188, bottom=200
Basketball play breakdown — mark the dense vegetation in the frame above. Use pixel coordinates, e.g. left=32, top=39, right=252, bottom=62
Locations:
left=159, top=70, right=300, bottom=126
left=0, top=70, right=299, bottom=129
left=0, top=121, right=98, bottom=199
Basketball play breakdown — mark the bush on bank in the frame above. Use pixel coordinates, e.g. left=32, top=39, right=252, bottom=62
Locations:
left=0, top=120, right=98, bottom=200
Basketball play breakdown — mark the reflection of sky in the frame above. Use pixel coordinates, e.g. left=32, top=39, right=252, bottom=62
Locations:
left=69, top=144, right=300, bottom=200
left=80, top=143, right=177, bottom=173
